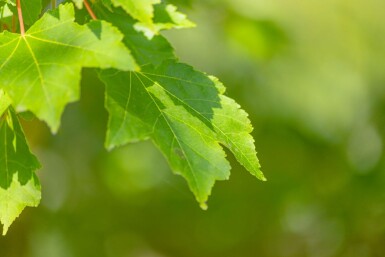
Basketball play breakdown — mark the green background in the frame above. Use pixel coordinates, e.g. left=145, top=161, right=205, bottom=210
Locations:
left=1, top=0, right=385, bottom=256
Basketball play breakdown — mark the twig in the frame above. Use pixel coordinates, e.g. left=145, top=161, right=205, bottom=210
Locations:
left=16, top=0, right=25, bottom=35
left=83, top=0, right=97, bottom=20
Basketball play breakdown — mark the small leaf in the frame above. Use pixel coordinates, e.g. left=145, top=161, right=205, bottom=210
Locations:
left=134, top=3, right=195, bottom=39
left=109, top=0, right=160, bottom=25
left=72, top=0, right=83, bottom=9
left=103, top=0, right=194, bottom=39
left=0, top=108, right=41, bottom=235
left=98, top=7, right=175, bottom=66
left=0, top=2, right=13, bottom=18
left=0, top=3, right=138, bottom=132
left=0, top=90, right=11, bottom=116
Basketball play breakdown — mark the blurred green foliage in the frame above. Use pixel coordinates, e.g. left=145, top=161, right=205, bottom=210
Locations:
left=1, top=0, right=385, bottom=256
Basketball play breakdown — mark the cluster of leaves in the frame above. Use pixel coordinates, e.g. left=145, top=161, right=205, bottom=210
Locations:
left=0, top=0, right=264, bottom=235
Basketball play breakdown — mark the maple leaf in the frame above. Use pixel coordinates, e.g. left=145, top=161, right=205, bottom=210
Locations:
left=108, top=0, right=161, bottom=25
left=101, top=67, right=231, bottom=208
left=0, top=106, right=41, bottom=235
left=102, top=0, right=194, bottom=38
left=99, top=7, right=264, bottom=207
left=0, top=3, right=138, bottom=132
left=99, top=7, right=175, bottom=66
left=0, top=0, right=264, bottom=234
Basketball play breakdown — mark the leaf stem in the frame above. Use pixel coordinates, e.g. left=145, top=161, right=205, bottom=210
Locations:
left=51, top=0, right=56, bottom=9
left=83, top=0, right=97, bottom=20
left=16, top=0, right=25, bottom=35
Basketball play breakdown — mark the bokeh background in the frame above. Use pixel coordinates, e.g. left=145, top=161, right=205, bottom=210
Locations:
left=2, top=0, right=385, bottom=256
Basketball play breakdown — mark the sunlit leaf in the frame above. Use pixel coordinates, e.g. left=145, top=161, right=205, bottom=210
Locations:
left=98, top=7, right=175, bottom=66
left=102, top=0, right=194, bottom=38
left=101, top=67, right=230, bottom=207
left=100, top=61, right=264, bottom=206
left=0, top=108, right=41, bottom=235
left=99, top=7, right=263, bottom=206
left=0, top=3, right=138, bottom=132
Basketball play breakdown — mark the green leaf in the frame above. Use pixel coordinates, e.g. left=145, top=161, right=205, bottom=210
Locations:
left=0, top=2, right=13, bottom=18
left=0, top=3, right=138, bottom=132
left=138, top=62, right=264, bottom=181
left=101, top=68, right=230, bottom=207
left=0, top=108, right=41, bottom=235
left=0, top=90, right=11, bottom=116
left=98, top=5, right=263, bottom=206
left=102, top=0, right=194, bottom=39
left=208, top=77, right=264, bottom=179
left=108, top=0, right=160, bottom=25
left=97, top=7, right=175, bottom=66
left=134, top=3, right=195, bottom=39
left=100, top=61, right=264, bottom=206
left=72, top=0, right=83, bottom=9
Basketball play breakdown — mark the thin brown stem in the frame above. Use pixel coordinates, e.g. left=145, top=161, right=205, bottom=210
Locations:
left=16, top=0, right=25, bottom=35
left=83, top=0, right=97, bottom=20
left=51, top=0, right=56, bottom=8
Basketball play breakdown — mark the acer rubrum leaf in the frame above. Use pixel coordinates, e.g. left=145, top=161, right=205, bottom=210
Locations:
left=101, top=62, right=265, bottom=206
left=99, top=7, right=264, bottom=206
left=101, top=69, right=231, bottom=207
left=0, top=0, right=263, bottom=231
left=0, top=2, right=13, bottom=19
left=97, top=7, right=175, bottom=66
left=0, top=3, right=138, bottom=132
left=134, top=3, right=195, bottom=39
left=0, top=90, right=11, bottom=115
left=101, top=0, right=194, bottom=39
left=0, top=108, right=41, bottom=235
left=139, top=64, right=264, bottom=181
left=107, top=0, right=161, bottom=24
left=208, top=77, right=264, bottom=180
left=72, top=0, right=83, bottom=9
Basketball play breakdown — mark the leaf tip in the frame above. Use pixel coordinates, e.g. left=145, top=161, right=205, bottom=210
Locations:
left=199, top=202, right=208, bottom=210
left=2, top=226, right=9, bottom=236
left=253, top=167, right=267, bottom=181
left=105, top=143, right=115, bottom=152
left=1, top=218, right=12, bottom=236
